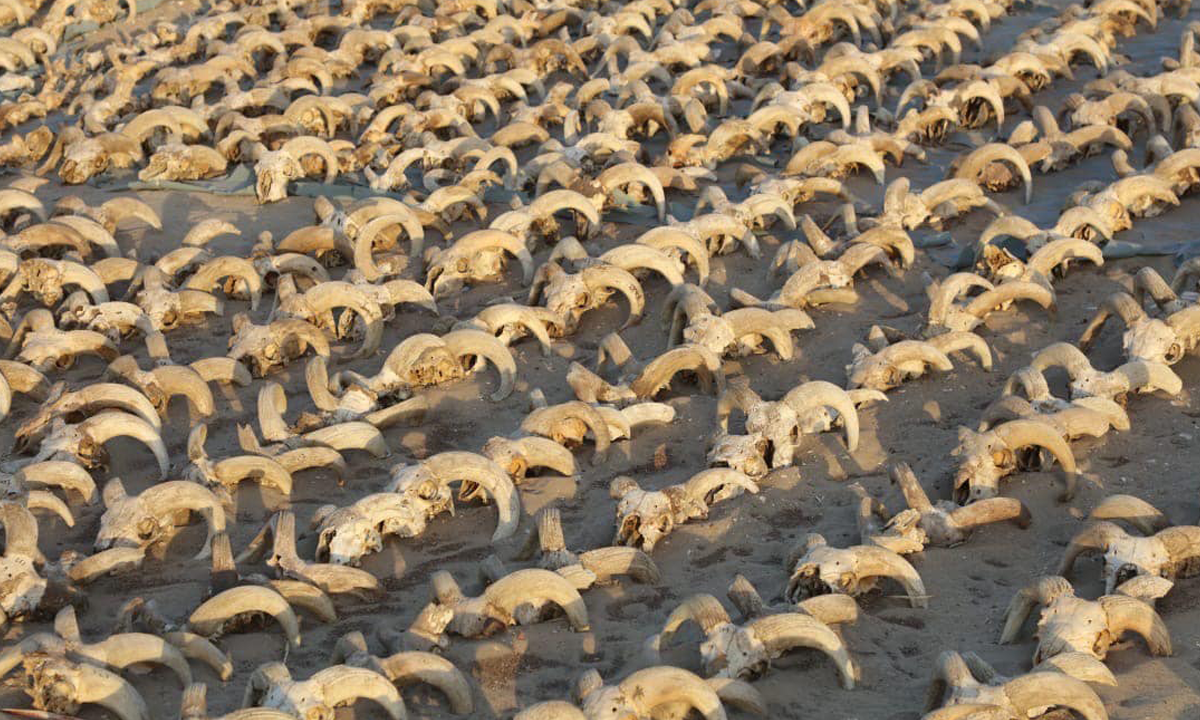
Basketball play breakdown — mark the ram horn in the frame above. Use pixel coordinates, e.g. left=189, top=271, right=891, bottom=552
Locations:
left=184, top=256, right=262, bottom=310
left=213, top=455, right=293, bottom=495
left=747, top=613, right=859, bottom=689
left=350, top=214, right=416, bottom=281
left=866, top=341, right=954, bottom=386
left=484, top=568, right=590, bottom=631
left=0, top=359, right=49, bottom=399
left=0, top=503, right=41, bottom=562
left=1070, top=397, right=1130, bottom=431
left=630, top=344, right=725, bottom=399
left=309, top=665, right=406, bottom=719
left=375, top=652, right=474, bottom=714
left=64, top=661, right=151, bottom=720
left=927, top=331, right=992, bottom=370
left=1097, top=594, right=1171, bottom=655
left=522, top=402, right=612, bottom=464
left=79, top=632, right=193, bottom=686
left=1109, top=175, right=1179, bottom=210
left=305, top=356, right=339, bottom=412
left=794, top=593, right=859, bottom=627
left=442, top=329, right=517, bottom=402
left=137, top=480, right=227, bottom=558
left=598, top=163, right=666, bottom=221
left=68, top=547, right=147, bottom=583
left=451, top=229, right=534, bottom=283
left=581, top=264, right=646, bottom=328
left=723, top=308, right=802, bottom=360
left=682, top=468, right=759, bottom=506
left=1089, top=494, right=1168, bottom=535
left=888, top=462, right=934, bottom=514
left=150, top=365, right=216, bottom=416
left=508, top=436, right=577, bottom=477
left=79, top=411, right=169, bottom=479
left=163, top=631, right=233, bottom=681
left=1112, top=360, right=1184, bottom=397
left=979, top=215, right=1039, bottom=248
left=1028, top=238, right=1103, bottom=278
left=1055, top=205, right=1113, bottom=242
left=303, top=421, right=388, bottom=457
left=1057, top=521, right=1125, bottom=577
left=530, top=189, right=602, bottom=232
left=16, top=460, right=97, bottom=502
left=1157, top=525, right=1200, bottom=569
left=187, top=585, right=301, bottom=647
left=1002, top=671, right=1107, bottom=720
left=23, top=489, right=72, bottom=528
left=782, top=380, right=859, bottom=451
left=1030, top=342, right=1092, bottom=376
left=257, top=383, right=291, bottom=443
left=616, top=666, right=723, bottom=719
left=854, top=546, right=927, bottom=607
left=657, top=594, right=732, bottom=656
left=704, top=676, right=766, bottom=717
left=927, top=273, right=994, bottom=327
left=303, top=282, right=383, bottom=359
left=638, top=229, right=711, bottom=286
left=190, top=356, right=252, bottom=386
left=60, top=383, right=161, bottom=430
left=58, top=262, right=110, bottom=303
left=920, top=705, right=1008, bottom=720
left=599, top=244, right=685, bottom=287
left=993, top=419, right=1077, bottom=499
left=999, top=575, right=1074, bottom=643
left=266, top=579, right=337, bottom=623
left=948, top=497, right=1031, bottom=532
left=577, top=546, right=660, bottom=584
left=1035, top=651, right=1116, bottom=686
left=965, top=281, right=1055, bottom=319
left=421, top=451, right=520, bottom=541
left=0, top=189, right=44, bottom=221
left=955, top=143, right=1033, bottom=203
left=274, top=446, right=347, bottom=477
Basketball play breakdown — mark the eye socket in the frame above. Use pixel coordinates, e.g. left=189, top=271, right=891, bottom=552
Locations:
left=1166, top=343, right=1184, bottom=364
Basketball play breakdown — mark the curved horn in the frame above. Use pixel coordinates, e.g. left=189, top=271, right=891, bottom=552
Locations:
left=188, top=585, right=301, bottom=647
left=1002, top=671, right=1107, bottom=720
left=80, top=411, right=169, bottom=479
left=1057, top=521, right=1125, bottom=577
left=376, top=651, right=473, bottom=714
left=484, top=568, right=590, bottom=631
left=1097, top=594, right=1171, bottom=655
left=748, top=612, right=859, bottom=688
left=854, top=546, right=927, bottom=607
left=310, top=665, right=406, bottom=719
left=1089, top=494, right=1168, bottom=535
left=442, top=329, right=517, bottom=402
left=616, top=666, right=725, bottom=720
left=782, top=380, right=859, bottom=451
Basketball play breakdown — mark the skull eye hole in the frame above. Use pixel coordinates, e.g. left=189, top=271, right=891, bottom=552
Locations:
left=1165, top=343, right=1184, bottom=364
left=455, top=258, right=469, bottom=272
left=136, top=518, right=156, bottom=539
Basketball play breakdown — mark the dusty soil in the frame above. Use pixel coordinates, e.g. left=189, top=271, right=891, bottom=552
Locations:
left=5, top=0, right=1200, bottom=718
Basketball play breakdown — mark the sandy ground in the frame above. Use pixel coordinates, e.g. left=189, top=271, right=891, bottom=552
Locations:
left=5, top=0, right=1200, bottom=718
